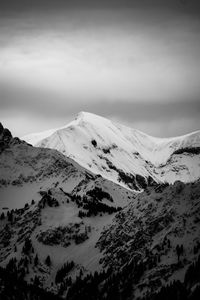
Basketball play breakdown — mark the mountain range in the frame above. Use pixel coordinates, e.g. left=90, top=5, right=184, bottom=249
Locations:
left=23, top=112, right=200, bottom=189
left=0, top=113, right=200, bottom=300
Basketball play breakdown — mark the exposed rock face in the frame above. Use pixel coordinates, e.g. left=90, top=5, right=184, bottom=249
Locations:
left=0, top=123, right=27, bottom=155
left=0, top=123, right=4, bottom=134
left=0, top=124, right=13, bottom=153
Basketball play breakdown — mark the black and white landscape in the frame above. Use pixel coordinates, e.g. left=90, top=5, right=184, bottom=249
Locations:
left=0, top=113, right=200, bottom=299
left=0, top=1, right=200, bottom=300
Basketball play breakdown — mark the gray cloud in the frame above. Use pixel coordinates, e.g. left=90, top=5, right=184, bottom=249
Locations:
left=0, top=0, right=200, bottom=137
left=1, top=80, right=200, bottom=120
left=1, top=0, right=200, bottom=11
left=0, top=80, right=200, bottom=137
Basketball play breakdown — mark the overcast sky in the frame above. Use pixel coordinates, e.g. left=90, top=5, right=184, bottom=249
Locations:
left=0, top=0, right=200, bottom=137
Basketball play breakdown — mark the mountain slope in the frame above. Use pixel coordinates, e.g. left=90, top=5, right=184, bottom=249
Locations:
left=0, top=123, right=135, bottom=292
left=1, top=123, right=200, bottom=299
left=23, top=112, right=200, bottom=189
left=96, top=179, right=200, bottom=299
left=0, top=122, right=134, bottom=212
left=2, top=176, right=199, bottom=299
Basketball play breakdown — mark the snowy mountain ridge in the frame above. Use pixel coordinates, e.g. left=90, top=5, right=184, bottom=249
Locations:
left=23, top=112, right=200, bottom=189
left=0, top=122, right=137, bottom=296
left=23, top=111, right=200, bottom=165
left=1, top=122, right=200, bottom=300
left=0, top=122, right=133, bottom=212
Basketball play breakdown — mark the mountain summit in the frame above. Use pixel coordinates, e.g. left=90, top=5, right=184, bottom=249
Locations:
left=23, top=112, right=200, bottom=189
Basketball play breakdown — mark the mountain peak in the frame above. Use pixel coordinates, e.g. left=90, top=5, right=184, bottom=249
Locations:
left=22, top=112, right=200, bottom=188
left=75, top=111, right=111, bottom=125
left=76, top=111, right=93, bottom=119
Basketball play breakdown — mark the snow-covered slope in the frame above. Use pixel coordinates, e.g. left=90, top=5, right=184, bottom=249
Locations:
left=0, top=123, right=136, bottom=295
left=1, top=123, right=200, bottom=299
left=97, top=179, right=200, bottom=299
left=0, top=122, right=134, bottom=212
left=23, top=112, right=200, bottom=188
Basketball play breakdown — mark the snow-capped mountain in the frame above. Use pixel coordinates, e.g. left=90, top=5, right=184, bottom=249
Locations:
left=0, top=123, right=136, bottom=295
left=1, top=123, right=200, bottom=300
left=0, top=122, right=132, bottom=212
left=23, top=112, right=200, bottom=189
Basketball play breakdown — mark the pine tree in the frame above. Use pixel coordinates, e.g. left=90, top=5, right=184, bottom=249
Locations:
left=22, top=238, right=33, bottom=255
left=34, top=254, right=39, bottom=266
left=34, top=275, right=40, bottom=287
left=45, top=255, right=51, bottom=267
left=7, top=210, right=13, bottom=222
left=0, top=212, right=5, bottom=220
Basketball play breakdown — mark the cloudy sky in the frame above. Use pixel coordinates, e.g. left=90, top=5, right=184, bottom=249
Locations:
left=0, top=0, right=200, bottom=137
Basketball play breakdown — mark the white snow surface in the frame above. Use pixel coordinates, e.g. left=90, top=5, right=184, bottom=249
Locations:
left=0, top=137, right=134, bottom=212
left=0, top=122, right=137, bottom=283
left=23, top=112, right=200, bottom=186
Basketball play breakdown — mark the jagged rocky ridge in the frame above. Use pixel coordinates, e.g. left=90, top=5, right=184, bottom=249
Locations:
left=96, top=180, right=200, bottom=299
left=1, top=179, right=200, bottom=299
left=0, top=122, right=87, bottom=188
